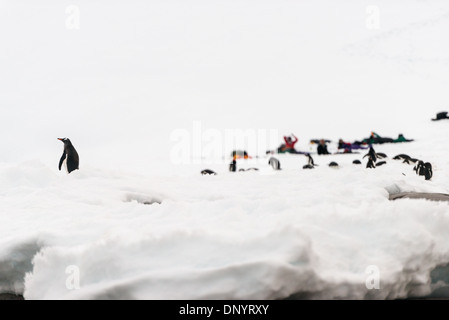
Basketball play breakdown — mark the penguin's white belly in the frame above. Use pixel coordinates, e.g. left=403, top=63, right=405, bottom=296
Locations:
left=62, top=155, right=68, bottom=173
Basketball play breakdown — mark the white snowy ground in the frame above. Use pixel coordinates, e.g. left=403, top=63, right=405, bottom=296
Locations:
left=0, top=120, right=449, bottom=300
left=1, top=0, right=449, bottom=300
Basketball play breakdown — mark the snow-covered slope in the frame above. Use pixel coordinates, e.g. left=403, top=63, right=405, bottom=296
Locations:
left=0, top=121, right=448, bottom=299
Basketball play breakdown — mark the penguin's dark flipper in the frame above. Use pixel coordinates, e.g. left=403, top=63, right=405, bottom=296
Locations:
left=58, top=153, right=66, bottom=171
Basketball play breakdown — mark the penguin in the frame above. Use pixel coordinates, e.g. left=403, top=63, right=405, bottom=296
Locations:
left=431, top=111, right=449, bottom=121
left=376, top=161, right=387, bottom=166
left=366, top=157, right=376, bottom=169
left=363, top=147, right=377, bottom=163
left=376, top=153, right=388, bottom=159
left=414, top=161, right=433, bottom=180
left=307, top=154, right=317, bottom=167
left=396, top=155, right=418, bottom=165
left=423, top=162, right=433, bottom=180
left=57, top=138, right=79, bottom=174
left=328, top=162, right=339, bottom=167
left=353, top=160, right=362, bottom=165
left=239, top=168, right=260, bottom=172
left=229, top=159, right=237, bottom=172
left=268, top=157, right=281, bottom=170
left=414, top=160, right=425, bottom=175
left=201, top=169, right=217, bottom=175
left=393, top=154, right=411, bottom=160
left=303, top=154, right=316, bottom=169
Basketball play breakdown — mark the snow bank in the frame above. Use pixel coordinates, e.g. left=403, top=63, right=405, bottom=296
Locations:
left=1, top=121, right=449, bottom=299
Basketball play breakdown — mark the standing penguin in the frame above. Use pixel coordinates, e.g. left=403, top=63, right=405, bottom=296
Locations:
left=268, top=157, right=281, bottom=170
left=363, top=146, right=377, bottom=163
left=414, top=161, right=433, bottom=180
left=229, top=159, right=237, bottom=172
left=58, top=138, right=79, bottom=174
left=366, top=156, right=376, bottom=169
left=423, top=162, right=433, bottom=180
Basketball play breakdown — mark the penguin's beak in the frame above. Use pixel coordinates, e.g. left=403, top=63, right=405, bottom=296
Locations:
left=57, top=138, right=64, bottom=141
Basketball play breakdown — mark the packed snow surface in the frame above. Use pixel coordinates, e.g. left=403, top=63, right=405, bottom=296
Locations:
left=0, top=122, right=448, bottom=299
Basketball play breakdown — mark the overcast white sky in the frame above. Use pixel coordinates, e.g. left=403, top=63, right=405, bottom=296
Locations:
left=0, top=0, right=448, bottom=166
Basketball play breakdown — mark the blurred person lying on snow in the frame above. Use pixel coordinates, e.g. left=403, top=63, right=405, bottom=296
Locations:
left=277, top=134, right=309, bottom=154
left=317, top=139, right=331, bottom=155
left=361, top=132, right=414, bottom=145
left=337, top=139, right=369, bottom=153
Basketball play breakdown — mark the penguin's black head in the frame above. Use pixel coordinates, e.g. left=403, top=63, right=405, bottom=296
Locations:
left=58, top=137, right=72, bottom=145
